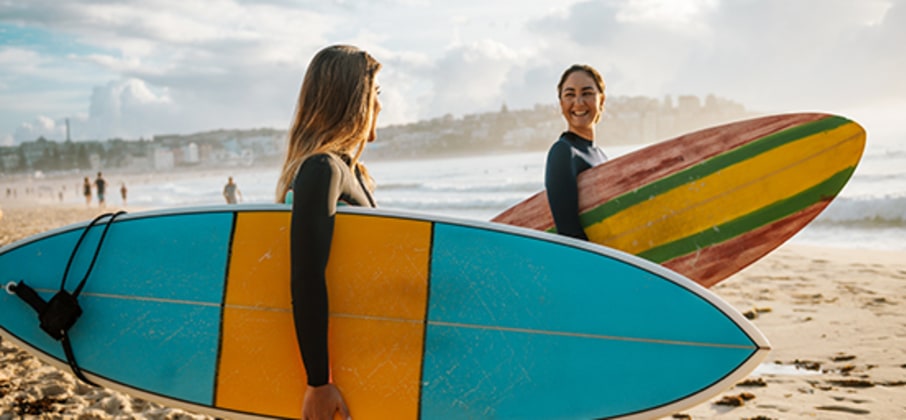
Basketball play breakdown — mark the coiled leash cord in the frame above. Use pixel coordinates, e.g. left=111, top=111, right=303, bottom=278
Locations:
left=7, top=211, right=127, bottom=386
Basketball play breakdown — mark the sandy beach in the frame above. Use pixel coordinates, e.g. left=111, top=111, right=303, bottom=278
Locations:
left=0, top=204, right=904, bottom=419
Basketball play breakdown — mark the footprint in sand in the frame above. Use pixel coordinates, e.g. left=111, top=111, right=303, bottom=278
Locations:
left=815, top=405, right=871, bottom=415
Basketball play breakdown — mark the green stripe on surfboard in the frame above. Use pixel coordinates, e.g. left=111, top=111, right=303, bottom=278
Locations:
left=637, top=166, right=856, bottom=263
left=576, top=115, right=853, bottom=229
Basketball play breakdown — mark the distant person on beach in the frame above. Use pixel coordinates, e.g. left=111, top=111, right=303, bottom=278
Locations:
left=120, top=183, right=128, bottom=206
left=95, top=172, right=107, bottom=208
left=222, top=177, right=242, bottom=204
left=274, top=44, right=381, bottom=420
left=545, top=64, right=609, bottom=240
left=82, top=177, right=92, bottom=206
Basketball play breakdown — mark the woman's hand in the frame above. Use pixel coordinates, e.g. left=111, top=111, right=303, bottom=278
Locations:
left=302, top=383, right=351, bottom=420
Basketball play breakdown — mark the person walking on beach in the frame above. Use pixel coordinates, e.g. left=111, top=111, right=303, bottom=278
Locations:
left=275, top=44, right=381, bottom=420
left=94, top=172, right=107, bottom=208
left=120, top=182, right=128, bottom=206
left=223, top=176, right=242, bottom=204
left=545, top=64, right=608, bottom=240
left=82, top=177, right=92, bottom=206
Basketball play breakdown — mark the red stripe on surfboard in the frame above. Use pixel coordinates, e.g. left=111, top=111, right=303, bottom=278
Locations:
left=661, top=200, right=830, bottom=288
left=492, top=113, right=831, bottom=230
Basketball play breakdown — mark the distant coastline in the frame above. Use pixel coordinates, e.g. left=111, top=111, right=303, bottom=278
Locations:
left=1, top=94, right=756, bottom=178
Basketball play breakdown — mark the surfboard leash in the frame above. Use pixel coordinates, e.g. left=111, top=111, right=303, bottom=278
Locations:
left=7, top=210, right=127, bottom=387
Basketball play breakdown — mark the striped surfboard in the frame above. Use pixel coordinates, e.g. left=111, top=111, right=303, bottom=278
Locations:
left=493, top=113, right=866, bottom=287
left=0, top=205, right=769, bottom=419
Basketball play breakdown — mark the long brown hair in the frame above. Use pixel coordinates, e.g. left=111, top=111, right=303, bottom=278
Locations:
left=275, top=45, right=382, bottom=202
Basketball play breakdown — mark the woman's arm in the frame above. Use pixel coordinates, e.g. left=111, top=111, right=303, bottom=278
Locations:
left=290, top=154, right=343, bottom=386
left=545, top=141, right=588, bottom=240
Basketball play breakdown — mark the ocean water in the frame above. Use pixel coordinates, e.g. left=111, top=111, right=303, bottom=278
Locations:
left=122, top=141, right=905, bottom=251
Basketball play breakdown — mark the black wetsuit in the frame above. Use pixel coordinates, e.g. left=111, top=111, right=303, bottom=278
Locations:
left=544, top=131, right=607, bottom=240
left=290, top=153, right=375, bottom=387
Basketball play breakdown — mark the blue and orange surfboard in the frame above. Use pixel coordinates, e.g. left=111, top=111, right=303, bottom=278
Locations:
left=493, top=113, right=866, bottom=287
left=1, top=205, right=769, bottom=419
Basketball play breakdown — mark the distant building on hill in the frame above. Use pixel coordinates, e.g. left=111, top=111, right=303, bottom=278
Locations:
left=0, top=94, right=755, bottom=174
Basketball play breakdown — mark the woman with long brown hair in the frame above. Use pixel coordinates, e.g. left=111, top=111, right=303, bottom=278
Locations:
left=275, top=44, right=382, bottom=420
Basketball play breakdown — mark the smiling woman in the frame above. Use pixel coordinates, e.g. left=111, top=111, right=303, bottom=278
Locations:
left=544, top=64, right=608, bottom=241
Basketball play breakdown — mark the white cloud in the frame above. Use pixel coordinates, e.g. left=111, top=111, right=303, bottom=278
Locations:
left=671, top=0, right=902, bottom=113
left=14, top=115, right=67, bottom=143
left=10, top=81, right=174, bottom=143
left=1, top=0, right=904, bottom=144
left=526, top=0, right=709, bottom=98
left=0, top=47, right=47, bottom=71
left=420, top=40, right=526, bottom=118
left=81, top=54, right=145, bottom=74
left=618, top=0, right=718, bottom=28
left=30, top=78, right=175, bottom=141
left=525, top=0, right=904, bottom=120
left=0, top=1, right=339, bottom=142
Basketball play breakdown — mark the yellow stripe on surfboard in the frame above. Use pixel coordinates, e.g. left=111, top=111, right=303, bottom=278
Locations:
left=326, top=214, right=431, bottom=420
left=216, top=211, right=431, bottom=418
left=585, top=121, right=865, bottom=255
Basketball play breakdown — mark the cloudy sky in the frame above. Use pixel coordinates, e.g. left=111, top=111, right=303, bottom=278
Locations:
left=0, top=0, right=903, bottom=146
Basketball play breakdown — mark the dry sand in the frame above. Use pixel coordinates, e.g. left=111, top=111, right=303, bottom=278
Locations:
left=0, top=203, right=904, bottom=419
